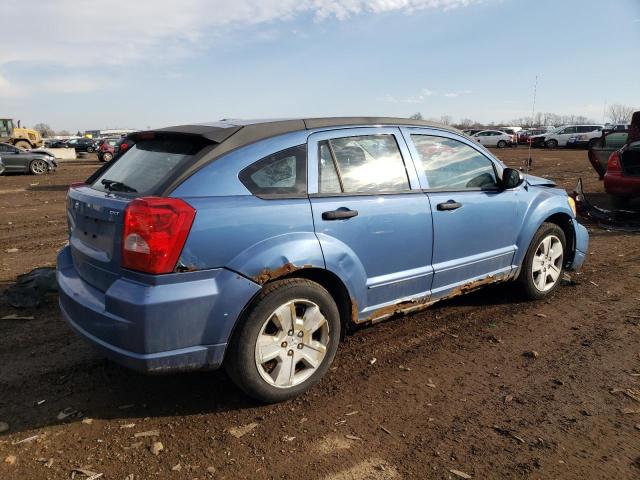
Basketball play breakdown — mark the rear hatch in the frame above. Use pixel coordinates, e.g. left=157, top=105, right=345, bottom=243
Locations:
left=67, top=133, right=213, bottom=292
left=588, top=132, right=628, bottom=178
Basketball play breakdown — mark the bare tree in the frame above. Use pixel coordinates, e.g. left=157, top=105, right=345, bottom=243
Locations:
left=33, top=123, right=55, bottom=138
left=409, top=112, right=424, bottom=120
left=457, top=118, right=476, bottom=129
left=57, top=129, right=71, bottom=136
left=439, top=115, right=452, bottom=126
left=607, top=104, right=634, bottom=124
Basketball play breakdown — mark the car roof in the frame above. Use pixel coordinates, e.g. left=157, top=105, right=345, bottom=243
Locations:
left=140, top=117, right=460, bottom=146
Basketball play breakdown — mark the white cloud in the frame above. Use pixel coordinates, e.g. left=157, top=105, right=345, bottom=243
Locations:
left=0, top=74, right=27, bottom=97
left=0, top=0, right=484, bottom=68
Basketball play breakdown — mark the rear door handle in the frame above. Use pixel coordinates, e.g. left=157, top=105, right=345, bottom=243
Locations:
left=437, top=200, right=462, bottom=211
left=322, top=208, right=359, bottom=220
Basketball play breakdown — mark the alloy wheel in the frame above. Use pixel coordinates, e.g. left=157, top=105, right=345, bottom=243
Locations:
left=254, top=299, right=330, bottom=388
left=531, top=234, right=563, bottom=292
left=31, top=160, right=47, bottom=174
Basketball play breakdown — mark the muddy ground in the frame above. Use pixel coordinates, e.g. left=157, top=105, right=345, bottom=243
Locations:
left=0, top=148, right=638, bottom=480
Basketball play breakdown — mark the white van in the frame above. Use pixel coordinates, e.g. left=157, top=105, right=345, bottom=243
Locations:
left=539, top=125, right=604, bottom=148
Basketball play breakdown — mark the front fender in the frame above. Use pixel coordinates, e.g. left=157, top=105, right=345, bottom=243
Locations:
left=227, top=232, right=325, bottom=284
left=514, top=189, right=578, bottom=268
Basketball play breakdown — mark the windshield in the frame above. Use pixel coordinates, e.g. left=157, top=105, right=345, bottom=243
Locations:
left=91, top=134, right=209, bottom=195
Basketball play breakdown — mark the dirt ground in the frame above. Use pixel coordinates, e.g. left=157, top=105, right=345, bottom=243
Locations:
left=0, top=148, right=638, bottom=480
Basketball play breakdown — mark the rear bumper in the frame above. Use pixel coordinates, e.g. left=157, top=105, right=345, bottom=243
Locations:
left=57, top=246, right=261, bottom=373
left=567, top=220, right=589, bottom=271
left=604, top=172, right=640, bottom=197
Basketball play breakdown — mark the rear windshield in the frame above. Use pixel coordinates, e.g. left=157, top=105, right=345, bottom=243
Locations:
left=90, top=135, right=209, bottom=195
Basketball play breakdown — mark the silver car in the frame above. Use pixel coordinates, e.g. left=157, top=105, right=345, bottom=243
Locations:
left=0, top=142, right=57, bottom=175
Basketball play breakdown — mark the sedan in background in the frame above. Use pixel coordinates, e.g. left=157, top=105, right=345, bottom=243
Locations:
left=66, top=137, right=97, bottom=153
left=602, top=112, right=640, bottom=208
left=472, top=130, right=514, bottom=148
left=0, top=142, right=57, bottom=175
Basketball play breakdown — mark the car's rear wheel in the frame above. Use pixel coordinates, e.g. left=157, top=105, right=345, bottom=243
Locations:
left=497, top=140, right=507, bottom=148
left=87, top=146, right=95, bottom=153
left=519, top=222, right=566, bottom=300
left=29, top=159, right=48, bottom=175
left=225, top=278, right=340, bottom=403
left=102, top=152, right=113, bottom=162
left=545, top=139, right=558, bottom=149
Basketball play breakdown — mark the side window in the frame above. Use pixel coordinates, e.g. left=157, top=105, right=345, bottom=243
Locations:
left=318, top=134, right=410, bottom=194
left=318, top=141, right=341, bottom=194
left=239, top=144, right=307, bottom=197
left=411, top=135, right=498, bottom=190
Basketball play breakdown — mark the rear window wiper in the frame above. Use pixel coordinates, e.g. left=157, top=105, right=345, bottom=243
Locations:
left=101, top=179, right=137, bottom=193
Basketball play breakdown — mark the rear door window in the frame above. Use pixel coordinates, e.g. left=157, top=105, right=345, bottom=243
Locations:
left=91, top=134, right=209, bottom=195
left=318, top=135, right=410, bottom=194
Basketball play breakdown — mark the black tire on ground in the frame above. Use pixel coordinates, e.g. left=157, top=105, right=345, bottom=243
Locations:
left=225, top=278, right=341, bottom=403
left=102, top=152, right=113, bottom=162
left=545, top=139, right=558, bottom=149
left=29, top=159, right=48, bottom=175
left=518, top=222, right=566, bottom=300
left=87, top=147, right=95, bottom=153
left=14, top=140, right=31, bottom=150
left=497, top=140, right=507, bottom=148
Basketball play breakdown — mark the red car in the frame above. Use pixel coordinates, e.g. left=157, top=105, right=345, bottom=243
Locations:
left=97, top=137, right=119, bottom=162
left=602, top=112, right=640, bottom=207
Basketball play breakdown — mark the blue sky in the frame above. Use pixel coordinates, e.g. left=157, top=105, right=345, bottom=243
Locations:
left=1, top=0, right=638, bottom=131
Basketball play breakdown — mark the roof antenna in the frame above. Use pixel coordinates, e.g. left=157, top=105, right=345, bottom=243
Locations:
left=526, top=75, right=538, bottom=173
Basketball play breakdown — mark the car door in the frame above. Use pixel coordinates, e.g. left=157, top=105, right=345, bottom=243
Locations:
left=307, top=127, right=434, bottom=319
left=401, top=128, right=520, bottom=298
left=557, top=127, right=577, bottom=146
left=0, top=144, right=22, bottom=171
left=473, top=132, right=488, bottom=146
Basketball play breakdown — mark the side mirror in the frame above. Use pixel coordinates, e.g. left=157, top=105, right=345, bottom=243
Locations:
left=502, top=167, right=524, bottom=189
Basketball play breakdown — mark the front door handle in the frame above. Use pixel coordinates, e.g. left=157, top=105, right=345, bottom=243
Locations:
left=322, top=208, right=359, bottom=220
left=437, top=200, right=462, bottom=211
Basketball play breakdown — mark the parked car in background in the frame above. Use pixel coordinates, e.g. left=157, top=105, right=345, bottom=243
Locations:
left=531, top=125, right=603, bottom=148
left=97, top=137, right=120, bottom=162
left=47, top=139, right=69, bottom=148
left=66, top=137, right=97, bottom=153
left=57, top=117, right=588, bottom=402
left=0, top=156, right=4, bottom=175
left=0, top=142, right=57, bottom=174
left=566, top=125, right=607, bottom=149
left=518, top=128, right=550, bottom=145
left=462, top=129, right=483, bottom=136
left=472, top=130, right=514, bottom=148
left=114, top=136, right=134, bottom=158
left=601, top=111, right=640, bottom=207
left=588, top=130, right=629, bottom=178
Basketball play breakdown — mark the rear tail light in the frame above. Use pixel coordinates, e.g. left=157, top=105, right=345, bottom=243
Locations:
left=607, top=151, right=622, bottom=173
left=121, top=197, right=196, bottom=274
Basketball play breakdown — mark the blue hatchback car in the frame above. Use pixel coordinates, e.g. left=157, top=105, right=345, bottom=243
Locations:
left=57, top=117, right=588, bottom=402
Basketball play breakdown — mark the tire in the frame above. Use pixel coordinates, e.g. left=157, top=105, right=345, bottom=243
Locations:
left=518, top=222, right=566, bottom=300
left=102, top=152, right=113, bottom=162
left=497, top=140, right=507, bottom=148
left=14, top=140, right=31, bottom=150
left=29, top=159, right=48, bottom=175
left=87, top=147, right=95, bottom=153
left=545, top=139, right=558, bottom=149
left=225, top=278, right=341, bottom=403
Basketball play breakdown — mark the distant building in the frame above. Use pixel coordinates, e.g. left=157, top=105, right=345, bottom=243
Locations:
left=84, top=129, right=138, bottom=138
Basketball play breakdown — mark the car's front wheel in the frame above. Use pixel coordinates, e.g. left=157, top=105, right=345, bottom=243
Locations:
left=29, top=159, right=48, bottom=175
left=102, top=152, right=113, bottom=162
left=497, top=140, right=507, bottom=148
left=225, top=278, right=341, bottom=403
left=519, top=222, right=566, bottom=300
left=545, top=139, right=558, bottom=149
